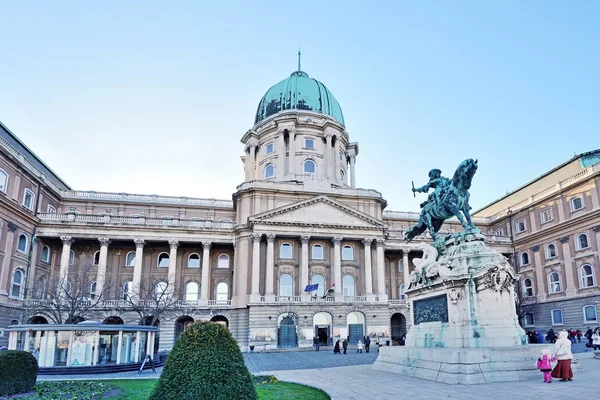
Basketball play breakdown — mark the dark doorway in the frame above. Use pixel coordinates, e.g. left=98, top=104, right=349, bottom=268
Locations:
left=175, top=316, right=194, bottom=341
left=316, top=326, right=329, bottom=346
left=210, top=315, right=229, bottom=328
left=391, top=313, right=407, bottom=345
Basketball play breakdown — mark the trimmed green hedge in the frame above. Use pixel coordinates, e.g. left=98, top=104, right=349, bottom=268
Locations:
left=149, top=321, right=257, bottom=400
left=0, top=350, right=38, bottom=396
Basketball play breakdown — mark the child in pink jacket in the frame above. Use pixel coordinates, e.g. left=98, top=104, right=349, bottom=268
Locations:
left=537, top=348, right=556, bottom=383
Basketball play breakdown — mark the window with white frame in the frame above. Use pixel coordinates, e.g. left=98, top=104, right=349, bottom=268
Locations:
left=520, top=252, right=530, bottom=266
left=47, top=205, right=56, bottom=213
left=23, top=189, right=34, bottom=211
left=93, top=251, right=100, bottom=266
left=69, top=249, right=75, bottom=265
left=340, top=170, right=345, bottom=182
left=342, top=245, right=354, bottom=261
left=583, top=305, right=598, bottom=323
left=10, top=269, right=24, bottom=298
left=188, top=253, right=200, bottom=268
left=157, top=252, right=170, bottom=267
left=125, top=251, right=136, bottom=267
left=65, top=280, right=72, bottom=294
left=90, top=281, right=97, bottom=299
left=303, top=159, right=315, bottom=174
left=0, top=169, right=7, bottom=192
left=279, top=274, right=293, bottom=297
left=399, top=284, right=406, bottom=300
left=541, top=209, right=553, bottom=223
left=265, top=164, right=274, bottom=178
left=522, top=278, right=534, bottom=297
left=546, top=244, right=557, bottom=259
left=580, top=264, right=595, bottom=288
left=266, top=143, right=274, bottom=154
left=304, top=138, right=314, bottom=149
left=185, top=282, right=200, bottom=302
left=217, top=254, right=230, bottom=268
left=549, top=271, right=561, bottom=293
left=516, top=220, right=526, bottom=233
left=551, top=309, right=563, bottom=325
left=154, top=281, right=168, bottom=299
left=523, top=313, right=535, bottom=327
left=40, top=246, right=51, bottom=263
left=122, top=281, right=133, bottom=300
left=571, top=197, right=583, bottom=211
left=311, top=274, right=325, bottom=296
left=343, top=275, right=355, bottom=296
left=280, top=243, right=292, bottom=259
left=311, top=244, right=323, bottom=260
left=216, top=282, right=229, bottom=301
left=17, top=234, right=27, bottom=253
left=577, top=233, right=590, bottom=250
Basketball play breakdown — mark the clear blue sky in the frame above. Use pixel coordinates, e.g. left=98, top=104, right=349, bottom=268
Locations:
left=0, top=1, right=598, bottom=212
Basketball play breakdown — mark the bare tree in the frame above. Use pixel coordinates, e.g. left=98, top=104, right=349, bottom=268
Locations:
left=514, top=282, right=538, bottom=325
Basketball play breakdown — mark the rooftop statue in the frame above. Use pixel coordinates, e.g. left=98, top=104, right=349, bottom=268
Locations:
left=405, top=159, right=479, bottom=242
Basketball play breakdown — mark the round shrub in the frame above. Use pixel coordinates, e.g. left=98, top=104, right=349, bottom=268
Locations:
left=0, top=350, right=38, bottom=396
left=149, top=321, right=257, bottom=400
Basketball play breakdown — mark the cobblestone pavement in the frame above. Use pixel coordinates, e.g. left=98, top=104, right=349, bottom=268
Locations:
left=262, top=352, right=600, bottom=400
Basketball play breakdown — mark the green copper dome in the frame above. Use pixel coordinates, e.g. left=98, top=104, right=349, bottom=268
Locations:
left=254, top=70, right=345, bottom=126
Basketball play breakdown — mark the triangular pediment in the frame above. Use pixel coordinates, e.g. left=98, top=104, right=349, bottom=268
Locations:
left=250, top=196, right=385, bottom=229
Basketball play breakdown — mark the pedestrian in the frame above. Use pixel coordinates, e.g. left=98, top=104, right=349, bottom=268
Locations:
left=592, top=328, right=600, bottom=351
left=546, top=328, right=557, bottom=344
left=535, top=329, right=544, bottom=344
left=569, top=329, right=577, bottom=344
left=536, top=348, right=556, bottom=383
left=342, top=338, right=348, bottom=355
left=333, top=340, right=341, bottom=355
left=365, top=336, right=371, bottom=353
left=400, top=335, right=406, bottom=346
left=357, top=340, right=364, bottom=353
left=313, top=336, right=320, bottom=351
left=576, top=329, right=582, bottom=343
left=585, top=327, right=594, bottom=348
left=551, top=331, right=574, bottom=382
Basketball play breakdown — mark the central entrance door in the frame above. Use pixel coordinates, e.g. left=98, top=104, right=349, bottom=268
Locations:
left=316, top=326, right=330, bottom=346
left=348, top=324, right=363, bottom=345
left=278, top=314, right=298, bottom=348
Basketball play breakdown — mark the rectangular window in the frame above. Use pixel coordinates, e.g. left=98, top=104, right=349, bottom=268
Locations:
left=304, top=138, right=314, bottom=149
left=516, top=220, right=526, bottom=233
left=266, top=143, right=274, bottom=154
left=541, top=209, right=553, bottom=224
left=571, top=197, right=583, bottom=211
left=584, top=306, right=597, bottom=322
left=551, top=309, right=563, bottom=325
left=23, top=189, right=34, bottom=211
left=523, top=313, right=534, bottom=327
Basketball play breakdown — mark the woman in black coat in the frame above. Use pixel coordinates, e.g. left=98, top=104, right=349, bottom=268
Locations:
left=333, top=340, right=341, bottom=354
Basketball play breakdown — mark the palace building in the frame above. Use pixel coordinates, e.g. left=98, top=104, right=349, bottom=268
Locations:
left=0, top=65, right=598, bottom=360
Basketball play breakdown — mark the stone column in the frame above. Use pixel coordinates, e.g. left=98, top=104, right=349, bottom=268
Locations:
left=531, top=246, right=547, bottom=302
left=132, top=239, right=145, bottom=299
left=594, top=225, right=600, bottom=257
left=59, top=236, right=74, bottom=282
left=301, top=235, right=310, bottom=301
left=288, top=128, right=296, bottom=176
left=245, top=138, right=258, bottom=181
left=528, top=209, right=537, bottom=234
left=96, top=238, right=110, bottom=298
left=402, top=249, right=410, bottom=289
left=277, top=129, right=285, bottom=180
left=167, top=240, right=179, bottom=297
left=347, top=148, right=357, bottom=188
left=200, top=241, right=211, bottom=305
left=250, top=233, right=262, bottom=302
left=0, top=223, right=18, bottom=295
left=556, top=196, right=566, bottom=222
left=332, top=237, right=342, bottom=299
left=26, top=238, right=40, bottom=297
left=362, top=239, right=373, bottom=299
left=324, top=131, right=333, bottom=179
left=333, top=136, right=340, bottom=180
left=376, top=239, right=387, bottom=301
left=560, top=236, right=576, bottom=296
left=265, top=234, right=276, bottom=301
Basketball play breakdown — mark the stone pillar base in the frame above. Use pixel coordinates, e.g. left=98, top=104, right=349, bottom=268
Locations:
left=377, top=294, right=388, bottom=302
left=250, top=293, right=263, bottom=303
left=198, top=298, right=208, bottom=306
left=264, top=294, right=276, bottom=303
left=366, top=293, right=377, bottom=302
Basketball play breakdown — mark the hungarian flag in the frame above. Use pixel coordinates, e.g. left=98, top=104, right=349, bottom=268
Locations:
left=321, top=283, right=335, bottom=299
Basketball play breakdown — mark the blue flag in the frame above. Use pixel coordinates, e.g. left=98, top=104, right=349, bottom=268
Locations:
left=304, top=283, right=319, bottom=292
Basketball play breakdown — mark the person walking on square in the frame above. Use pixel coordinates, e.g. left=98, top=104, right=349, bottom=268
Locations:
left=342, top=339, right=348, bottom=355
left=365, top=336, right=371, bottom=353
left=576, top=329, right=582, bottom=343
left=546, top=328, right=557, bottom=344
left=537, top=348, right=556, bottom=383
left=357, top=340, right=364, bottom=353
left=551, top=331, right=574, bottom=381
left=585, top=327, right=594, bottom=347
left=592, top=328, right=600, bottom=350
left=333, top=340, right=341, bottom=354
left=313, top=336, right=320, bottom=351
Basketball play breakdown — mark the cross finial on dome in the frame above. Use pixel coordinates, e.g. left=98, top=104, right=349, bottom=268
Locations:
left=298, top=49, right=301, bottom=72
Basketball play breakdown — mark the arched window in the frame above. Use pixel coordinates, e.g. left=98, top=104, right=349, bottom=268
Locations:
left=580, top=264, right=595, bottom=288
left=154, top=281, right=168, bottom=299
left=216, top=282, right=229, bottom=301
left=17, top=234, right=27, bottom=253
left=577, top=233, right=590, bottom=250
left=185, top=282, right=200, bottom=302
left=340, top=170, right=345, bottom=182
left=69, top=249, right=75, bottom=265
left=311, top=244, right=323, bottom=260
left=545, top=244, right=557, bottom=260
left=343, top=275, right=355, bottom=296
left=520, top=252, right=530, bottom=266
left=0, top=169, right=8, bottom=192
left=93, top=251, right=100, bottom=266
left=280, top=243, right=292, bottom=259
left=41, top=246, right=50, bottom=263
left=399, top=284, right=405, bottom=300
left=342, top=245, right=354, bottom=261
left=157, top=252, right=170, bottom=267
left=90, top=281, right=97, bottom=299
left=571, top=197, right=583, bottom=211
left=10, top=269, right=24, bottom=298
left=23, top=188, right=34, bottom=210
left=549, top=272, right=561, bottom=293
left=122, top=281, right=133, bottom=300
left=125, top=251, right=136, bottom=267
left=584, top=305, right=598, bottom=323
left=311, top=274, right=325, bottom=297
left=218, top=254, right=230, bottom=268
left=65, top=280, right=72, bottom=295
left=303, top=159, right=315, bottom=174
left=265, top=164, right=274, bottom=178
left=34, top=277, right=46, bottom=299
left=551, top=309, right=563, bottom=325
left=522, top=278, right=534, bottom=297
left=279, top=274, right=293, bottom=297
left=188, top=253, right=200, bottom=268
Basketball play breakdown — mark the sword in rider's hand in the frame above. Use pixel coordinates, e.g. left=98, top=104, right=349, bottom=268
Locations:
left=412, top=181, right=415, bottom=197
